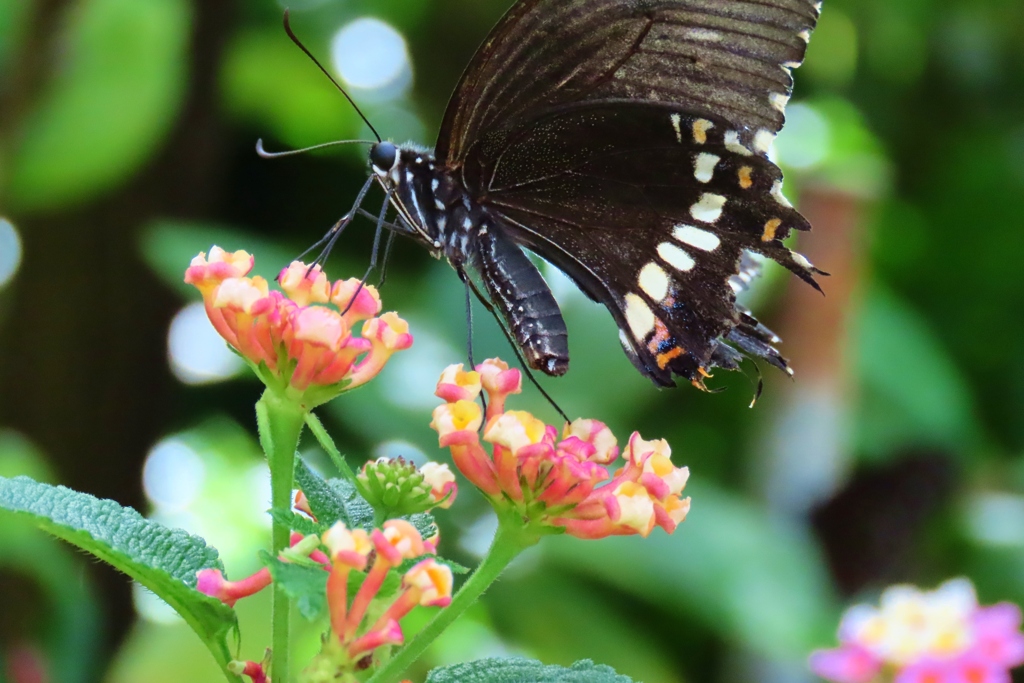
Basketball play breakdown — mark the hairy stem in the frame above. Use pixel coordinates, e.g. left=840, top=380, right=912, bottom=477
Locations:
left=256, top=390, right=307, bottom=683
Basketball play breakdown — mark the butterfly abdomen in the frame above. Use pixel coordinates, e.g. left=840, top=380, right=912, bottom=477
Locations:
left=473, top=220, right=569, bottom=376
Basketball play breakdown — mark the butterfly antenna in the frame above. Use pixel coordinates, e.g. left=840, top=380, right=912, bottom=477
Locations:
left=256, top=138, right=376, bottom=158
left=282, top=9, right=382, bottom=143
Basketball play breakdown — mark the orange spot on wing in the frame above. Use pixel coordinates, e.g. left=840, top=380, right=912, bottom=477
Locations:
left=738, top=166, right=754, bottom=189
left=762, top=218, right=782, bottom=242
left=692, top=119, right=712, bottom=144
left=656, top=346, right=684, bottom=369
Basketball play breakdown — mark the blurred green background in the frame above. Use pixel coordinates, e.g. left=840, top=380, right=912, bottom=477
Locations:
left=1, top=0, right=1023, bottom=681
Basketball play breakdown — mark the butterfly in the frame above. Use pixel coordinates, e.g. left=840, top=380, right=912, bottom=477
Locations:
left=293, top=0, right=824, bottom=391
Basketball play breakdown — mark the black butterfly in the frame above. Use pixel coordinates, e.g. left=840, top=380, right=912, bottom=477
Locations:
left=290, top=0, right=824, bottom=391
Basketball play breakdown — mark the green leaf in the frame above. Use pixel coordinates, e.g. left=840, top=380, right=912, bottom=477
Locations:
left=295, top=458, right=363, bottom=528
left=269, top=507, right=321, bottom=537
left=0, top=476, right=241, bottom=680
left=425, top=658, right=635, bottom=683
left=406, top=512, right=439, bottom=544
left=8, top=0, right=191, bottom=211
left=262, top=553, right=329, bottom=621
left=855, top=283, right=978, bottom=460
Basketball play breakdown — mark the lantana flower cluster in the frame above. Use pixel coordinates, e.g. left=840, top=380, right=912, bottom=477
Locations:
left=198, top=521, right=452, bottom=680
left=811, top=578, right=1024, bottom=683
left=355, top=457, right=457, bottom=516
left=430, top=359, right=690, bottom=539
left=185, top=247, right=412, bottom=409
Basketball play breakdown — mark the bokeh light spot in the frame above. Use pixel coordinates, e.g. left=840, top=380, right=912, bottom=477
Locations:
left=143, top=438, right=206, bottom=513
left=374, top=440, right=427, bottom=465
left=776, top=103, right=830, bottom=170
left=382, top=326, right=461, bottom=410
left=331, top=17, right=410, bottom=91
left=168, top=302, right=245, bottom=385
left=0, top=218, right=23, bottom=288
left=966, top=493, right=1024, bottom=547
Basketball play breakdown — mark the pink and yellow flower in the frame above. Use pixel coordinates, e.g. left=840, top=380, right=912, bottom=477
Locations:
left=810, top=578, right=1024, bottom=683
left=205, top=518, right=453, bottom=677
left=429, top=359, right=691, bottom=539
left=317, top=520, right=453, bottom=669
left=185, top=248, right=412, bottom=409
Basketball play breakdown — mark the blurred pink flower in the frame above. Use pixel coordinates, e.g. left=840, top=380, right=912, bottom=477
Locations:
left=811, top=579, right=1024, bottom=683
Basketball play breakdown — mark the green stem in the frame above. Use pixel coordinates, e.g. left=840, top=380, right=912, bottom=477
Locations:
left=256, top=390, right=307, bottom=683
left=305, top=411, right=356, bottom=481
left=366, top=515, right=538, bottom=683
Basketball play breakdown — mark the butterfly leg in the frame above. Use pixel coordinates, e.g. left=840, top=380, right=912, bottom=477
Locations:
left=338, top=190, right=393, bottom=316
left=457, top=268, right=477, bottom=370
left=303, top=175, right=377, bottom=271
left=462, top=271, right=570, bottom=424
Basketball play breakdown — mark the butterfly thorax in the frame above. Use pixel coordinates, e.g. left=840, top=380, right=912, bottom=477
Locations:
left=373, top=143, right=571, bottom=376
left=380, top=148, right=480, bottom=267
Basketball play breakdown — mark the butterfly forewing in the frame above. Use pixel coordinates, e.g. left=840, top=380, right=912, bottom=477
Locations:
left=438, top=0, right=820, bottom=166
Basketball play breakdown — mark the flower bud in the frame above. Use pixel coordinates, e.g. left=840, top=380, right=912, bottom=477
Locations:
left=355, top=457, right=454, bottom=515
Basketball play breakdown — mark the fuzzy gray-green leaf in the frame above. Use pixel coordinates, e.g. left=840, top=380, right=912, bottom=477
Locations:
left=0, top=476, right=240, bottom=679
left=425, top=657, right=636, bottom=683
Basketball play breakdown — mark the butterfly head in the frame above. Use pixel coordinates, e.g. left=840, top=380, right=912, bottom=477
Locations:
left=369, top=141, right=399, bottom=178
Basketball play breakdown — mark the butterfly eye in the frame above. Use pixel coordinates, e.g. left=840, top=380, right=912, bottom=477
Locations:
left=370, top=141, right=398, bottom=174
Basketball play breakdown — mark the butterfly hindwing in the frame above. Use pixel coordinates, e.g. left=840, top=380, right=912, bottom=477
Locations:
left=475, top=102, right=819, bottom=385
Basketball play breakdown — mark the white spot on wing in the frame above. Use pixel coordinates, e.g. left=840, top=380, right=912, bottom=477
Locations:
left=753, top=129, right=777, bottom=154
left=771, top=180, right=793, bottom=208
left=674, top=224, right=721, bottom=251
left=724, top=131, right=753, bottom=156
left=693, top=153, right=720, bottom=183
left=791, top=251, right=813, bottom=269
left=685, top=28, right=722, bottom=41
left=638, top=263, right=670, bottom=301
left=658, top=242, right=696, bottom=272
left=688, top=194, right=727, bottom=224
left=624, top=293, right=656, bottom=339
left=670, top=113, right=682, bottom=142
left=770, top=92, right=791, bottom=113
left=798, top=29, right=812, bottom=42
